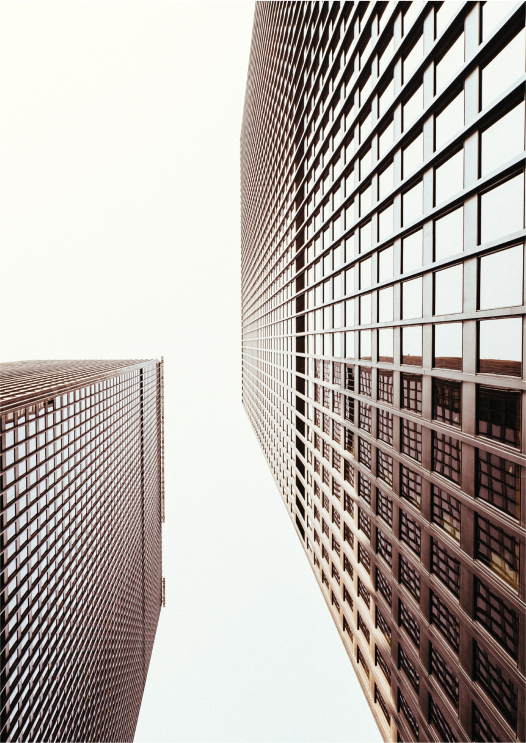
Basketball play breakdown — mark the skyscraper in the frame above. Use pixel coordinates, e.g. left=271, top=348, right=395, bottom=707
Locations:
left=241, top=3, right=525, bottom=741
left=0, top=359, right=164, bottom=742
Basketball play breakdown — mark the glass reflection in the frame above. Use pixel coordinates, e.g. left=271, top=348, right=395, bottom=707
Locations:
left=480, top=245, right=523, bottom=310
left=480, top=173, right=524, bottom=244
left=481, top=103, right=524, bottom=177
left=403, top=230, right=423, bottom=272
left=402, top=277, right=423, bottom=319
left=402, top=325, right=423, bottom=365
left=346, top=331, right=356, bottom=359
left=378, top=245, right=394, bottom=281
left=360, top=257, right=373, bottom=288
left=360, top=294, right=372, bottom=325
left=360, top=330, right=372, bottom=360
left=378, top=286, right=394, bottom=322
left=434, top=264, right=463, bottom=315
left=434, top=322, right=462, bottom=370
left=479, top=317, right=522, bottom=377
left=360, top=221, right=372, bottom=253
left=435, top=91, right=464, bottom=150
left=379, top=204, right=394, bottom=240
left=435, top=207, right=463, bottom=261
left=379, top=328, right=394, bottom=363
left=402, top=181, right=423, bottom=225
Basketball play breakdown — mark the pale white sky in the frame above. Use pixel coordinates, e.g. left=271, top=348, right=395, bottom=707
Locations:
left=0, top=3, right=380, bottom=741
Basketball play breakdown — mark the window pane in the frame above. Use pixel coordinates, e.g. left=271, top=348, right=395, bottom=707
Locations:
left=379, top=286, right=394, bottom=322
left=436, top=33, right=464, bottom=91
left=482, top=29, right=526, bottom=109
left=345, top=298, right=355, bottom=326
left=435, top=264, right=463, bottom=315
left=379, top=245, right=394, bottom=281
left=360, top=221, right=372, bottom=252
left=482, top=2, right=515, bottom=41
left=480, top=173, right=524, bottom=244
left=346, top=331, right=355, bottom=358
left=481, top=103, right=525, bottom=178
left=360, top=257, right=372, bottom=288
left=434, top=322, right=462, bottom=370
left=360, top=184, right=372, bottom=215
left=379, top=163, right=394, bottom=199
left=403, top=277, right=423, bottom=319
left=479, top=317, right=522, bottom=376
left=379, top=328, right=394, bottom=363
left=436, top=1, right=462, bottom=37
left=436, top=150, right=464, bottom=205
left=379, top=120, right=395, bottom=158
left=435, top=91, right=464, bottom=151
left=360, top=294, right=372, bottom=325
left=379, top=204, right=394, bottom=240
left=403, top=325, right=423, bottom=365
left=360, top=329, right=372, bottom=360
left=480, top=245, right=523, bottom=310
left=403, top=84, right=424, bottom=130
left=403, top=230, right=423, bottom=272
left=403, top=132, right=424, bottom=177
left=403, top=181, right=423, bottom=225
left=360, top=148, right=372, bottom=178
left=404, top=35, right=424, bottom=82
left=435, top=207, right=463, bottom=260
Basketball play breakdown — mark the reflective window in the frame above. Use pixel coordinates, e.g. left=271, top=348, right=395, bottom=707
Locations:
left=435, top=150, right=463, bottom=204
left=482, top=1, right=515, bottom=41
left=403, top=230, right=423, bottom=272
left=379, top=78, right=395, bottom=117
left=360, top=184, right=372, bottom=216
left=379, top=120, right=395, bottom=159
left=435, top=207, right=463, bottom=260
left=479, top=317, right=522, bottom=377
left=360, top=329, right=372, bottom=360
left=379, top=328, right=394, bottom=363
left=345, top=265, right=355, bottom=295
left=402, top=181, right=423, bottom=225
left=434, top=264, right=463, bottom=315
left=378, top=286, right=394, bottom=322
left=403, top=84, right=424, bottom=130
left=378, top=245, right=394, bottom=281
left=379, top=203, right=394, bottom=240
left=346, top=331, right=356, bottom=359
left=403, top=132, right=424, bottom=178
left=480, top=173, right=524, bottom=244
left=480, top=245, right=523, bottom=310
left=360, top=221, right=372, bottom=252
left=435, top=90, right=464, bottom=150
left=482, top=28, right=525, bottom=109
left=360, top=110, right=373, bottom=142
left=434, top=323, right=462, bottom=371
left=403, top=277, right=423, bottom=319
left=345, top=298, right=355, bottom=326
left=481, top=102, right=525, bottom=178
left=379, top=163, right=394, bottom=199
left=360, top=294, right=372, bottom=325
left=404, top=35, right=424, bottom=82
left=360, top=147, right=373, bottom=178
left=436, top=33, right=464, bottom=92
left=360, top=257, right=373, bottom=288
left=324, top=305, right=333, bottom=329
left=402, top=325, right=423, bottom=365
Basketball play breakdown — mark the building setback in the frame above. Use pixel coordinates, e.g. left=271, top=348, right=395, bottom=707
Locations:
left=241, top=2, right=525, bottom=741
left=0, top=359, right=165, bottom=742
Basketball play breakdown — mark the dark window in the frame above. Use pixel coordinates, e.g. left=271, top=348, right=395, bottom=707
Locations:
left=400, top=555, right=421, bottom=601
left=343, top=584, right=353, bottom=609
left=315, top=360, right=322, bottom=379
left=376, top=529, right=392, bottom=567
left=344, top=522, right=354, bottom=548
left=430, top=698, right=455, bottom=743
left=344, top=492, right=354, bottom=517
left=322, top=570, right=329, bottom=588
left=400, top=511, right=421, bottom=556
left=333, top=362, right=342, bottom=386
left=331, top=591, right=340, bottom=611
left=398, top=690, right=419, bottom=739
left=358, top=612, right=370, bottom=643
left=477, top=386, right=521, bottom=448
left=401, top=418, right=422, bottom=462
left=344, top=458, right=355, bottom=486
left=358, top=577, right=371, bottom=609
left=376, top=605, right=392, bottom=645
left=333, top=391, right=342, bottom=415
left=323, top=413, right=331, bottom=435
left=323, top=466, right=330, bottom=486
left=475, top=514, right=519, bottom=589
left=344, top=427, right=354, bottom=456
left=332, top=534, right=341, bottom=557
left=323, top=360, right=331, bottom=383
left=315, top=384, right=321, bottom=403
left=378, top=370, right=394, bottom=403
left=345, top=364, right=355, bottom=391
left=359, top=438, right=372, bottom=468
left=343, top=615, right=353, bottom=638
left=377, top=489, right=393, bottom=527
left=376, top=645, right=391, bottom=684
left=431, top=592, right=459, bottom=653
left=359, top=473, right=372, bottom=504
left=400, top=465, right=422, bottom=509
left=358, top=509, right=371, bottom=540
left=474, top=643, right=517, bottom=730
left=432, top=485, right=461, bottom=541
left=345, top=395, right=355, bottom=423
left=476, top=449, right=520, bottom=519
left=431, top=539, right=460, bottom=597
left=378, top=409, right=393, bottom=445
left=358, top=645, right=370, bottom=675
left=323, top=387, right=331, bottom=408
left=402, top=374, right=422, bottom=413
left=360, top=367, right=372, bottom=396
left=323, top=493, right=330, bottom=511
left=433, top=378, right=462, bottom=427
left=431, top=644, right=459, bottom=708
left=472, top=704, right=499, bottom=743
left=475, top=577, right=519, bottom=659
left=375, top=685, right=390, bottom=725
left=344, top=553, right=354, bottom=578
left=315, top=433, right=321, bottom=451
left=400, top=600, right=420, bottom=648
left=332, top=563, right=340, bottom=584
left=359, top=543, right=371, bottom=574
left=376, top=566, right=392, bottom=606
left=376, top=450, right=392, bottom=488
left=359, top=402, right=372, bottom=433
left=399, top=644, right=419, bottom=692
left=433, top=432, right=461, bottom=484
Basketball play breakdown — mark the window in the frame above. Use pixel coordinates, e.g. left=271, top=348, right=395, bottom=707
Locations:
left=476, top=514, right=519, bottom=589
left=344, top=458, right=355, bottom=487
left=359, top=473, right=372, bottom=504
left=345, top=364, right=355, bottom=391
left=359, top=543, right=371, bottom=574
left=433, top=378, right=461, bottom=426
left=378, top=245, right=394, bottom=281
left=433, top=432, right=461, bottom=484
left=481, top=102, right=525, bottom=177
left=360, top=330, right=372, bottom=361
left=480, top=173, right=524, bottom=244
left=358, top=508, right=371, bottom=540
left=436, top=33, right=464, bottom=91
left=358, top=611, right=370, bottom=642
left=477, top=385, right=520, bottom=448
left=472, top=704, right=498, bottom=743
left=344, top=553, right=354, bottom=578
left=404, top=34, right=424, bottom=82
left=435, top=90, right=464, bottom=150
left=332, top=507, right=341, bottom=529
left=400, top=600, right=420, bottom=648
left=344, top=522, right=354, bottom=548
left=375, top=685, right=390, bottom=725
left=402, top=181, right=423, bottom=225
left=434, top=322, right=462, bottom=371
left=434, top=264, right=463, bottom=315
left=379, top=162, right=394, bottom=199
left=332, top=563, right=341, bottom=585
left=378, top=409, right=393, bottom=445
left=432, top=485, right=461, bottom=541
left=402, top=277, right=422, bottom=319
left=376, top=564, right=392, bottom=604
left=399, top=644, right=419, bottom=692
left=476, top=449, right=520, bottom=518
left=402, top=374, right=422, bottom=412
left=378, top=370, right=393, bottom=403
left=400, top=465, right=422, bottom=509
left=323, top=387, right=331, bottom=409
left=398, top=690, right=419, bottom=739
left=344, top=395, right=355, bottom=423
left=378, top=328, right=394, bottom=363
left=475, top=577, right=519, bottom=659
left=376, top=645, right=391, bottom=684
left=430, top=698, right=455, bottom=743
left=333, top=362, right=342, bottom=386
left=376, top=605, right=392, bottom=645
left=431, top=644, right=459, bottom=707
left=359, top=438, right=372, bottom=469
left=474, top=643, right=518, bottom=729
left=431, top=539, right=460, bottom=597
left=435, top=150, right=463, bottom=205
left=360, top=368, right=372, bottom=396
left=480, top=316, right=523, bottom=377
left=333, top=421, right=342, bottom=444
left=403, top=132, right=424, bottom=177
left=435, top=206, right=463, bottom=260
left=343, top=615, right=353, bottom=638
left=482, top=28, right=525, bottom=109
left=401, top=418, right=422, bottom=462
left=323, top=413, right=331, bottom=435
left=344, top=492, right=354, bottom=517
left=400, top=555, right=421, bottom=600
left=403, top=84, right=424, bottom=130
left=402, top=326, right=422, bottom=365
left=402, top=229, right=423, bottom=272
left=431, top=592, right=460, bottom=652
left=480, top=244, right=523, bottom=312
left=358, top=644, right=370, bottom=673
left=343, top=584, right=353, bottom=609
left=377, top=449, right=393, bottom=487
left=379, top=203, right=394, bottom=240
left=377, top=489, right=393, bottom=527
left=378, top=286, right=393, bottom=322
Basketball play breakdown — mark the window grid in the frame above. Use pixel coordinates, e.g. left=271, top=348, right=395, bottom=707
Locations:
left=433, top=378, right=462, bottom=427
left=398, top=690, right=419, bottom=739
left=475, top=514, right=519, bottom=589
left=402, top=374, right=422, bottom=413
left=431, top=539, right=461, bottom=598
left=432, top=485, right=461, bottom=541
left=433, top=432, right=461, bottom=484
left=474, top=643, right=518, bottom=729
left=378, top=370, right=394, bottom=404
left=401, top=419, right=422, bottom=462
left=476, top=449, right=520, bottom=518
left=400, top=555, right=421, bottom=601
left=377, top=489, right=393, bottom=527
left=400, top=600, right=420, bottom=649
left=474, top=577, right=519, bottom=659
left=378, top=408, right=393, bottom=445
left=377, top=448, right=393, bottom=487
left=400, top=466, right=422, bottom=509
left=430, top=644, right=459, bottom=708
left=376, top=645, right=391, bottom=685
left=376, top=566, right=392, bottom=606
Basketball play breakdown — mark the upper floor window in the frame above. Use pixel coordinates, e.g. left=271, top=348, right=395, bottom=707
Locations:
left=477, top=385, right=521, bottom=448
left=434, top=322, right=462, bottom=371
left=403, top=83, right=424, bottom=131
left=434, top=264, right=463, bottom=315
left=481, top=1, right=515, bottom=42
left=435, top=33, right=464, bottom=92
left=402, top=325, right=422, bottom=366
left=435, top=90, right=464, bottom=150
left=402, top=229, right=423, bottom=272
left=479, top=244, right=523, bottom=311
left=402, top=373, right=422, bottom=412
left=434, top=206, right=463, bottom=260
left=476, top=449, right=520, bottom=519
left=433, top=378, right=462, bottom=427
left=480, top=172, right=524, bottom=245
left=403, top=35, right=424, bottom=83
left=481, top=102, right=525, bottom=178
left=478, top=317, right=522, bottom=377
left=482, top=28, right=525, bottom=109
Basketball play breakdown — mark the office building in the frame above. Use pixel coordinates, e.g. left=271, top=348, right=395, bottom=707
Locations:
left=1, top=359, right=165, bottom=742
left=241, top=2, right=525, bottom=740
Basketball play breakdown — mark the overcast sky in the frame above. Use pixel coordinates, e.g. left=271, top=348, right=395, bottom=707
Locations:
left=1, top=3, right=380, bottom=741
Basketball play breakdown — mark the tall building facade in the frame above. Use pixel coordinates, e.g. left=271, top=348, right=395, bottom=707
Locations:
left=241, top=3, right=525, bottom=741
left=0, top=360, right=165, bottom=742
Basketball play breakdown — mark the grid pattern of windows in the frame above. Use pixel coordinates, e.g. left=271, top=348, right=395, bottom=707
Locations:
left=359, top=437, right=372, bottom=468
left=433, top=432, right=461, bottom=484
left=400, top=555, right=420, bottom=601
left=358, top=646, right=370, bottom=677
left=477, top=386, right=521, bottom=448
left=358, top=508, right=371, bottom=540
left=376, top=605, right=391, bottom=646
left=359, top=472, right=371, bottom=504
left=431, top=592, right=460, bottom=653
left=377, top=489, right=393, bottom=528
left=376, top=566, right=392, bottom=606
left=360, top=368, right=372, bottom=397
left=400, top=466, right=422, bottom=509
left=433, top=379, right=461, bottom=427
left=475, top=514, right=519, bottom=589
left=375, top=645, right=391, bottom=685
left=402, top=375, right=422, bottom=413
left=398, top=690, right=419, bottom=739
left=399, top=645, right=419, bottom=693
left=358, top=577, right=371, bottom=609
left=0, top=360, right=164, bottom=742
left=474, top=578, right=519, bottom=659
left=431, top=539, right=460, bottom=597
left=377, top=409, right=393, bottom=445
left=430, top=697, right=455, bottom=743
left=359, top=403, right=372, bottom=434
left=376, top=529, right=392, bottom=567
left=476, top=449, right=521, bottom=519
left=377, top=448, right=393, bottom=487
left=400, top=512, right=421, bottom=556
left=375, top=685, right=390, bottom=726
left=472, top=704, right=498, bottom=743
left=400, top=601, right=420, bottom=649
left=401, top=419, right=422, bottom=462
left=358, top=612, right=370, bottom=644
left=359, top=543, right=371, bottom=574
left=377, top=370, right=393, bottom=404
left=431, top=644, right=459, bottom=708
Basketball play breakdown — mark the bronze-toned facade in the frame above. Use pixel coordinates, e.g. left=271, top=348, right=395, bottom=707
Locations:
left=241, top=3, right=526, bottom=741
left=0, top=359, right=164, bottom=742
